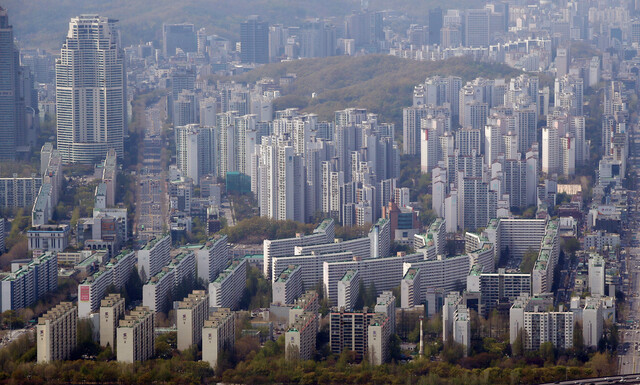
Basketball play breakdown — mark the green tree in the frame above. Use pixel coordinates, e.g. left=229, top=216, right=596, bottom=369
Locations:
left=519, top=249, right=538, bottom=274
left=512, top=328, right=525, bottom=357
left=539, top=341, right=555, bottom=363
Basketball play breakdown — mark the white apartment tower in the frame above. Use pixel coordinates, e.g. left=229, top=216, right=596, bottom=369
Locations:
left=588, top=255, right=605, bottom=296
left=337, top=270, right=360, bottom=311
left=137, top=234, right=171, bottom=280
left=56, top=15, right=125, bottom=164
left=542, top=127, right=559, bottom=174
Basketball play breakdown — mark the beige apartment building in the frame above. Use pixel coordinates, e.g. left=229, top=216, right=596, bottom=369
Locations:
left=100, top=293, right=125, bottom=351
left=177, top=290, right=209, bottom=351
left=116, top=306, right=155, bottom=363
left=202, top=308, right=235, bottom=369
left=37, top=302, right=77, bottom=363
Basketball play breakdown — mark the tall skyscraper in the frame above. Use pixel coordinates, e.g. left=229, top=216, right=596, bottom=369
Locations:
left=0, top=7, right=24, bottom=160
left=464, top=9, right=490, bottom=47
left=240, top=16, right=269, bottom=64
left=428, top=8, right=443, bottom=45
left=56, top=15, right=126, bottom=164
left=163, top=23, right=197, bottom=57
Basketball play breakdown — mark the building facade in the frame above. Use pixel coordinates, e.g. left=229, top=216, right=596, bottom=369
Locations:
left=56, top=15, right=126, bottom=163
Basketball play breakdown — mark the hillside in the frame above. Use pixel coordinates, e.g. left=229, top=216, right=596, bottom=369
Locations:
left=232, top=55, right=524, bottom=126
left=5, top=0, right=485, bottom=50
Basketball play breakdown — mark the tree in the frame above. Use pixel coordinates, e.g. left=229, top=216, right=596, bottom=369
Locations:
left=441, top=339, right=464, bottom=364
left=520, top=249, right=538, bottom=274
left=539, top=341, right=555, bottom=363
left=512, top=328, right=526, bottom=357
left=588, top=352, right=615, bottom=377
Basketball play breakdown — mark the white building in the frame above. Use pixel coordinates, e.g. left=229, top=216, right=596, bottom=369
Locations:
left=509, top=295, right=573, bottom=351
left=209, top=259, right=247, bottom=309
left=323, top=253, right=424, bottom=304
left=588, top=255, right=605, bottom=296
left=100, top=293, right=125, bottom=351
left=263, top=218, right=334, bottom=279
left=137, top=234, right=171, bottom=280
left=143, top=267, right=175, bottom=313
left=27, top=225, right=70, bottom=253
left=582, top=297, right=603, bottom=348
left=202, top=308, right=235, bottom=369
left=542, top=126, right=559, bottom=174
left=192, top=235, right=229, bottom=283
left=337, top=270, right=360, bottom=311
left=117, top=306, right=155, bottom=363
left=285, top=312, right=318, bottom=361
left=272, top=264, right=304, bottom=305
left=37, top=302, right=77, bottom=363
left=374, top=291, right=396, bottom=334
left=1, top=252, right=58, bottom=312
left=177, top=290, right=209, bottom=351
left=56, top=15, right=125, bottom=163
left=78, top=268, right=114, bottom=318
left=78, top=249, right=136, bottom=317
left=401, top=267, right=420, bottom=309
left=273, top=251, right=354, bottom=289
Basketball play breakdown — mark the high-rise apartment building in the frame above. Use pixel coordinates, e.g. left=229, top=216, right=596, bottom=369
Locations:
left=337, top=270, right=360, bottom=311
left=37, top=302, right=77, bottom=363
left=467, top=266, right=531, bottom=315
left=510, top=296, right=573, bottom=351
left=137, top=234, right=171, bottom=280
left=330, top=307, right=391, bottom=364
left=588, top=255, right=605, bottom=296
left=209, top=259, right=247, bottom=309
left=0, top=7, right=25, bottom=160
left=56, top=15, right=126, bottom=164
left=100, top=293, right=125, bottom=351
left=263, top=218, right=334, bottom=279
left=240, top=16, right=269, bottom=64
left=2, top=252, right=58, bottom=312
left=190, top=235, right=230, bottom=283
left=285, top=312, right=318, bottom=361
left=177, top=290, right=209, bottom=351
left=202, top=308, right=235, bottom=369
left=117, top=306, right=155, bottom=363
left=272, top=265, right=304, bottom=305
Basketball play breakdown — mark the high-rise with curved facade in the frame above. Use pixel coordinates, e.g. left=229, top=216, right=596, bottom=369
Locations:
left=56, top=15, right=125, bottom=164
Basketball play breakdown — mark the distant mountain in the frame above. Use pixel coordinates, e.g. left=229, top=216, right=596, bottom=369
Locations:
left=231, top=55, right=523, bottom=127
left=5, top=0, right=484, bottom=50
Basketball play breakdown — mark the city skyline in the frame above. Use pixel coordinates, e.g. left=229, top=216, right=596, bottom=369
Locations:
left=0, top=0, right=639, bottom=382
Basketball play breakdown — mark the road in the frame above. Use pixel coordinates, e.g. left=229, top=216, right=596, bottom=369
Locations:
left=134, top=103, right=169, bottom=242
left=618, top=117, right=640, bottom=374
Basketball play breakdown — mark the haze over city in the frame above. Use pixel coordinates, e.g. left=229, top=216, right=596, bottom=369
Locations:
left=0, top=0, right=638, bottom=383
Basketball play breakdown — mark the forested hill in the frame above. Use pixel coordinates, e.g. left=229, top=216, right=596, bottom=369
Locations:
left=232, top=55, right=524, bottom=126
